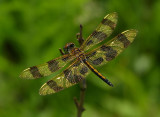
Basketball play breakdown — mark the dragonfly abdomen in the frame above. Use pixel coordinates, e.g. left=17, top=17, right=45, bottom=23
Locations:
left=83, top=59, right=113, bottom=87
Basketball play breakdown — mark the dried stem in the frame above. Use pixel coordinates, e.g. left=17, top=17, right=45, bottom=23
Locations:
left=74, top=79, right=86, bottom=117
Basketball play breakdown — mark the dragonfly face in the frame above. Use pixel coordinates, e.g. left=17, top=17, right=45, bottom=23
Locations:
left=20, top=12, right=138, bottom=95
left=63, top=42, right=75, bottom=54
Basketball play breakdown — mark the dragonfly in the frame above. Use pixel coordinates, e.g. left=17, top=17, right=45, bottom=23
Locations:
left=20, top=12, right=137, bottom=95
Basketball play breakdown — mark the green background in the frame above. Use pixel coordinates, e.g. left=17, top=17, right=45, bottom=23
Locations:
left=0, top=0, right=160, bottom=117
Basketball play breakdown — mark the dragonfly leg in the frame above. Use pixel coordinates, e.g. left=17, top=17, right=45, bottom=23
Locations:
left=59, top=48, right=65, bottom=55
left=76, top=24, right=84, bottom=46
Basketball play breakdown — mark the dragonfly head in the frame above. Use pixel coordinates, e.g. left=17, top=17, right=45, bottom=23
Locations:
left=63, top=42, right=75, bottom=54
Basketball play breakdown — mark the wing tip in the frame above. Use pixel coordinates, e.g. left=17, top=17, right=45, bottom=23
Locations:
left=124, top=29, right=138, bottom=32
left=39, top=83, right=47, bottom=95
left=19, top=71, right=28, bottom=79
left=111, top=12, right=118, bottom=16
left=123, top=29, right=138, bottom=36
left=19, top=72, right=33, bottom=79
left=39, top=83, right=55, bottom=95
left=121, top=29, right=138, bottom=44
left=104, top=12, right=118, bottom=19
left=19, top=68, right=33, bottom=79
left=128, top=29, right=138, bottom=33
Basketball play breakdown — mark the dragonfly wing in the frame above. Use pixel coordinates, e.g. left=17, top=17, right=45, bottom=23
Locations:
left=20, top=54, right=75, bottom=79
left=80, top=12, right=118, bottom=51
left=39, top=60, right=90, bottom=95
left=85, top=29, right=138, bottom=66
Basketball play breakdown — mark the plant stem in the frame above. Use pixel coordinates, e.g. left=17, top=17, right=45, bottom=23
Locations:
left=74, top=79, right=86, bottom=117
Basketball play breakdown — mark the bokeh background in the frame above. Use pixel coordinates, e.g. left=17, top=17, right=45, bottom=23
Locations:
left=0, top=0, right=160, bottom=117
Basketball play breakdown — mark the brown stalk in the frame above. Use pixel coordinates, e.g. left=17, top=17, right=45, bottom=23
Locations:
left=74, top=79, right=86, bottom=117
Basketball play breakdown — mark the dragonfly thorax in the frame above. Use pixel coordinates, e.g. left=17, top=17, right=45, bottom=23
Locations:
left=63, top=42, right=84, bottom=58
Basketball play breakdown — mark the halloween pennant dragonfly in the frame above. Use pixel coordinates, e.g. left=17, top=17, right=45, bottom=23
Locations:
left=20, top=12, right=137, bottom=95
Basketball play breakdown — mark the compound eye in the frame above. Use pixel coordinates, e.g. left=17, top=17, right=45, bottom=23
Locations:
left=70, top=44, right=74, bottom=48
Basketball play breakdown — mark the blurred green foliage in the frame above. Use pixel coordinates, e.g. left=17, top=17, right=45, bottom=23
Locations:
left=0, top=0, right=160, bottom=117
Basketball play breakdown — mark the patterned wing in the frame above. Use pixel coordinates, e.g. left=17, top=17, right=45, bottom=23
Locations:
left=85, top=30, right=138, bottom=66
left=80, top=12, right=118, bottom=51
left=20, top=54, right=75, bottom=79
left=39, top=60, right=90, bottom=95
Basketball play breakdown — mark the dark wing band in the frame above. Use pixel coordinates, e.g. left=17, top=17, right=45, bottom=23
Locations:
left=85, top=29, right=138, bottom=66
left=80, top=12, right=118, bottom=51
left=39, top=60, right=90, bottom=95
left=20, top=54, right=75, bottom=79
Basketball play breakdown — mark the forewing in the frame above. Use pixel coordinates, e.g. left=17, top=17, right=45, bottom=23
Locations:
left=80, top=12, right=118, bottom=51
left=85, top=29, right=138, bottom=66
left=20, top=54, right=75, bottom=79
left=39, top=60, right=90, bottom=95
